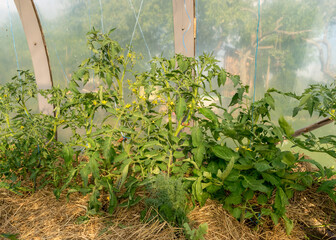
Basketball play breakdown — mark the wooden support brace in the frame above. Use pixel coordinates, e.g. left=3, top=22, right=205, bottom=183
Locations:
left=14, top=0, right=54, bottom=116
left=292, top=117, right=334, bottom=138
left=172, top=0, right=195, bottom=57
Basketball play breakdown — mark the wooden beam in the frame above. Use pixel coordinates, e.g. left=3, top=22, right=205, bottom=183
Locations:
left=292, top=117, right=334, bottom=138
left=172, top=0, right=195, bottom=57
left=14, top=0, right=54, bottom=116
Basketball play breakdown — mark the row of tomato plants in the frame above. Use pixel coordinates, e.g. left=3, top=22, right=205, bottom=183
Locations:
left=1, top=29, right=335, bottom=235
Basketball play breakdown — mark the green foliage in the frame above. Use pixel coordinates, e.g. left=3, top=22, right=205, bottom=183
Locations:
left=0, top=71, right=64, bottom=190
left=183, top=222, right=208, bottom=240
left=144, top=175, right=188, bottom=226
left=1, top=30, right=335, bottom=237
left=0, top=233, right=20, bottom=240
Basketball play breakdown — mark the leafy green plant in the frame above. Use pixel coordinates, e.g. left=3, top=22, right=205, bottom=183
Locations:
left=1, top=29, right=335, bottom=237
left=270, top=80, right=336, bottom=205
left=183, top=222, right=208, bottom=240
left=269, top=81, right=336, bottom=158
left=143, top=175, right=189, bottom=226
left=0, top=71, right=63, bottom=190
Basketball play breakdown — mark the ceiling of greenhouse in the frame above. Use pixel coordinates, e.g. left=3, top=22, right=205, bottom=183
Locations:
left=1, top=0, right=336, bottom=94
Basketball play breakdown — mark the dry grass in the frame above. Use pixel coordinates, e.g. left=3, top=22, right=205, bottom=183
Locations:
left=1, top=184, right=335, bottom=239
left=0, top=187, right=182, bottom=240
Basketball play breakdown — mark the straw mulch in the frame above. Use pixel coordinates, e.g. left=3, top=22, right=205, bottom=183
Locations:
left=1, top=185, right=335, bottom=240
left=0, top=188, right=182, bottom=240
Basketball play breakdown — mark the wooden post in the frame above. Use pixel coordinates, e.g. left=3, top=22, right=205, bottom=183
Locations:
left=172, top=0, right=196, bottom=57
left=14, top=0, right=54, bottom=116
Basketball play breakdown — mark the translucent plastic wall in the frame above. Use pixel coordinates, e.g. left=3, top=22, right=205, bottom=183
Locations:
left=0, top=0, right=33, bottom=84
left=197, top=0, right=336, bottom=165
left=34, top=0, right=174, bottom=86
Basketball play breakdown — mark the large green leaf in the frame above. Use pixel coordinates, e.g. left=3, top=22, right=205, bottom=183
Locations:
left=243, top=176, right=270, bottom=193
left=103, top=138, right=116, bottom=164
left=211, top=145, right=239, bottom=161
left=192, top=145, right=206, bottom=166
left=89, top=155, right=100, bottom=179
left=80, top=164, right=90, bottom=187
left=199, top=108, right=218, bottom=122
left=254, top=161, right=272, bottom=172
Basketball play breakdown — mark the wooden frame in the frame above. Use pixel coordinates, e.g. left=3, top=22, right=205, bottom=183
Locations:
left=14, top=0, right=54, bottom=116
left=172, top=0, right=195, bottom=57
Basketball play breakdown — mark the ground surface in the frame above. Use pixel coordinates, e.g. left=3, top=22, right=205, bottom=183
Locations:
left=1, top=184, right=335, bottom=240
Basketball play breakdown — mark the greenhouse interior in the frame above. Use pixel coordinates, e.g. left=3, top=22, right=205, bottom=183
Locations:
left=0, top=0, right=336, bottom=239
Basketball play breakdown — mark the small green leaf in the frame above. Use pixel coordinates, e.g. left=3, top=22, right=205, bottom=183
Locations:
left=257, top=194, right=268, bottom=205
left=176, top=97, right=187, bottom=121
left=191, top=127, right=203, bottom=147
left=243, top=189, right=254, bottom=201
left=281, top=151, right=296, bottom=166
left=106, top=72, right=113, bottom=88
left=261, top=208, right=272, bottom=215
left=80, top=164, right=90, bottom=187
left=62, top=145, right=74, bottom=168
left=0, top=233, right=20, bottom=240
left=271, top=212, right=280, bottom=225
left=217, top=157, right=235, bottom=181
left=89, top=155, right=100, bottom=179
left=299, top=94, right=311, bottom=107
left=218, top=70, right=227, bottom=86
left=232, top=207, right=242, bottom=219
left=231, top=75, right=240, bottom=87
left=173, top=150, right=185, bottom=159
left=108, top=191, right=118, bottom=214
left=301, top=175, right=313, bottom=187
left=278, top=116, right=294, bottom=136
left=283, top=216, right=294, bottom=235
left=225, top=193, right=242, bottom=205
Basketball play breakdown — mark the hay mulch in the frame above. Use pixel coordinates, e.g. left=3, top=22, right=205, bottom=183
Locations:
left=0, top=188, right=182, bottom=240
left=1, top=185, right=336, bottom=240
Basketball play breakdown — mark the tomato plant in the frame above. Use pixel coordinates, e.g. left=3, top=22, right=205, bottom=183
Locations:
left=0, top=29, right=335, bottom=235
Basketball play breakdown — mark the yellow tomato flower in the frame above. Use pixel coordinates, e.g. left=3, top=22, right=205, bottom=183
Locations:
left=116, top=108, right=120, bottom=111
left=20, top=126, right=24, bottom=129
left=132, top=101, right=137, bottom=105
left=101, top=100, right=107, bottom=105
left=235, top=147, right=240, bottom=151
left=152, top=100, right=158, bottom=105
left=93, top=100, right=97, bottom=106
left=125, top=104, right=132, bottom=109
left=4, top=94, right=7, bottom=98
left=132, top=89, right=137, bottom=93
